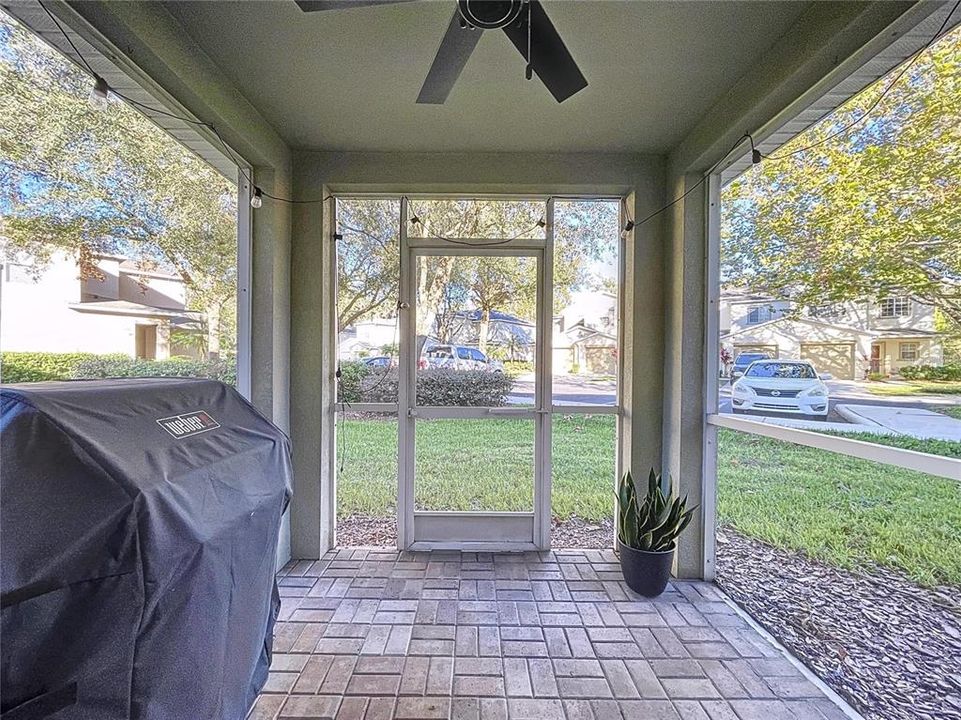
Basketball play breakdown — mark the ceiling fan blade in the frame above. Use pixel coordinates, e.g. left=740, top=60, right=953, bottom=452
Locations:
left=501, top=0, right=587, bottom=103
left=295, top=0, right=418, bottom=12
left=416, top=8, right=483, bottom=104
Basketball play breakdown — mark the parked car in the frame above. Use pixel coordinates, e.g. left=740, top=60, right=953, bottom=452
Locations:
left=729, top=352, right=771, bottom=383
left=731, top=359, right=829, bottom=419
left=422, top=344, right=504, bottom=373
left=362, top=356, right=391, bottom=369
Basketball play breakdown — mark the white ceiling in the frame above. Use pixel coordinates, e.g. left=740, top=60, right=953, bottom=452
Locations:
left=162, top=0, right=810, bottom=154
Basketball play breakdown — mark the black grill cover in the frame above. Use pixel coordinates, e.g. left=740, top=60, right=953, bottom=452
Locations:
left=0, top=378, right=291, bottom=720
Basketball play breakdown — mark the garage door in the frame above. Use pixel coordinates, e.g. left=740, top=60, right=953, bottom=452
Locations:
left=585, top=346, right=616, bottom=375
left=800, top=342, right=855, bottom=380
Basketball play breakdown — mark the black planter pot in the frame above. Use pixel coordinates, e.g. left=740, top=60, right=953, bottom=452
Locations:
left=617, top=540, right=675, bottom=597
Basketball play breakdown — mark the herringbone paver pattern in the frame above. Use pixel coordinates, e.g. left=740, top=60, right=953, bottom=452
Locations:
left=250, top=549, right=848, bottom=720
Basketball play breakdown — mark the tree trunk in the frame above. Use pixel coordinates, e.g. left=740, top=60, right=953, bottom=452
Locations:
left=416, top=255, right=455, bottom=339
left=478, top=309, right=490, bottom=354
left=206, top=302, right=221, bottom=360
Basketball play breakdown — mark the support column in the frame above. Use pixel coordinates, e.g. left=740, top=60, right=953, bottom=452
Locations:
left=663, top=173, right=709, bottom=579
left=249, top=167, right=291, bottom=431
left=250, top=167, right=293, bottom=565
left=620, top=182, right=666, bottom=502
left=289, top=190, right=334, bottom=559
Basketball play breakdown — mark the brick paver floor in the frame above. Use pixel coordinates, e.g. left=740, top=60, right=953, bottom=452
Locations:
left=249, top=549, right=851, bottom=720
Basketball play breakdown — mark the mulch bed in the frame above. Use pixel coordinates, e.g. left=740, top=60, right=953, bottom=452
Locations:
left=336, top=515, right=397, bottom=547
left=716, top=527, right=961, bottom=720
left=550, top=516, right=614, bottom=548
left=336, top=514, right=613, bottom=549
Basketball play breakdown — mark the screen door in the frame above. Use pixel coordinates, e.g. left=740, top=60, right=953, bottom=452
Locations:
left=397, top=198, right=553, bottom=550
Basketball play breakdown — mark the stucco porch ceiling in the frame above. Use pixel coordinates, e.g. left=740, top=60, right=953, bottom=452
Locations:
left=160, top=0, right=808, bottom=153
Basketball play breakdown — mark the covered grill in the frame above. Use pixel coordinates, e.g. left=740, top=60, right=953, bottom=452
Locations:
left=1, top=378, right=291, bottom=720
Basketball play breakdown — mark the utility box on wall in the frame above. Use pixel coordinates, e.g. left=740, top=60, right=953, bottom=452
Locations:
left=1, top=378, right=291, bottom=720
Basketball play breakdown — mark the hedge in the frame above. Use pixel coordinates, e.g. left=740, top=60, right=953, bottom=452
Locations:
left=1, top=352, right=236, bottom=385
left=899, top=364, right=961, bottom=381
left=0, top=352, right=122, bottom=383
left=338, top=361, right=514, bottom=406
left=73, top=356, right=237, bottom=385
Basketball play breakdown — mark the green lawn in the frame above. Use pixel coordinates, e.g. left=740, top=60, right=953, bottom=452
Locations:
left=338, top=414, right=616, bottom=518
left=716, top=429, right=961, bottom=587
left=866, top=380, right=961, bottom=396
left=939, top=406, right=961, bottom=421
left=338, top=416, right=961, bottom=587
left=822, top=430, right=961, bottom=458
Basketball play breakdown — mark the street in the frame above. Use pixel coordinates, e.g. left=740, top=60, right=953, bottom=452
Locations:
left=509, top=374, right=617, bottom=406
left=511, top=375, right=961, bottom=426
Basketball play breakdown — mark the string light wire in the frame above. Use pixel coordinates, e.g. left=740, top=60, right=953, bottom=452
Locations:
left=39, top=0, right=960, bottom=219
left=38, top=1, right=331, bottom=207
left=405, top=196, right=549, bottom=246
left=630, top=132, right=752, bottom=229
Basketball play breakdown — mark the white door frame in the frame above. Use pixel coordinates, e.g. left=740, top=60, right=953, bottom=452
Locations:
left=397, top=197, right=554, bottom=551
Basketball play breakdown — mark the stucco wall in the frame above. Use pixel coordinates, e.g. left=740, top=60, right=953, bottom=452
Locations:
left=723, top=319, right=873, bottom=379
left=869, top=300, right=937, bottom=333
left=288, top=150, right=666, bottom=559
left=879, top=338, right=943, bottom=375
left=2, top=253, right=141, bottom=356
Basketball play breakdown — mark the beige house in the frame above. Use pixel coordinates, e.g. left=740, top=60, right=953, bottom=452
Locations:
left=720, top=290, right=943, bottom=379
left=553, top=290, right=618, bottom=375
left=1, top=250, right=203, bottom=360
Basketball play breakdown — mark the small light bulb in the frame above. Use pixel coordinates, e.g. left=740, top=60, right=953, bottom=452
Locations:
left=250, top=187, right=263, bottom=209
left=89, top=75, right=110, bottom=111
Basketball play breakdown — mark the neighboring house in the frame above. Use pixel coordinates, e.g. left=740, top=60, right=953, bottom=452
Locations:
left=720, top=289, right=943, bottom=379
left=341, top=291, right=620, bottom=374
left=339, top=317, right=397, bottom=360
left=553, top=291, right=618, bottom=375
left=1, top=250, right=203, bottom=360
left=448, top=309, right=534, bottom=361
left=340, top=310, right=537, bottom=362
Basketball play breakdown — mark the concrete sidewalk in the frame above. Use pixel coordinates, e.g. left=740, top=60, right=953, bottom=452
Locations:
left=720, top=413, right=901, bottom=435
left=836, top=404, right=961, bottom=442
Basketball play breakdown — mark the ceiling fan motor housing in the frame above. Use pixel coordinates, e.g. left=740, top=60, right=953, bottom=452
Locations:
left=457, top=0, right=525, bottom=29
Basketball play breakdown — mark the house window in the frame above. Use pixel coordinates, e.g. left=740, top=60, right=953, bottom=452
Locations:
left=4, top=263, right=33, bottom=283
left=746, top=306, right=776, bottom=325
left=879, top=297, right=911, bottom=318
left=899, top=342, right=919, bottom=361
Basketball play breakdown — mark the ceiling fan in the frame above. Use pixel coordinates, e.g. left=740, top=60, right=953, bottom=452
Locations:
left=294, top=0, right=588, bottom=104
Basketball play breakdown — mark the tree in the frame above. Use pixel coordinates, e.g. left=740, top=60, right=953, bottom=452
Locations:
left=336, top=198, right=400, bottom=331
left=721, top=25, right=961, bottom=325
left=336, top=197, right=620, bottom=357
left=0, top=12, right=237, bottom=354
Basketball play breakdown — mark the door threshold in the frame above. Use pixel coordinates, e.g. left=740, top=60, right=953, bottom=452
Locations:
left=407, top=541, right=542, bottom=553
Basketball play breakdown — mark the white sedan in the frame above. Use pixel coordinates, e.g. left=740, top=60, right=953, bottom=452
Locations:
left=731, top=360, right=830, bottom=419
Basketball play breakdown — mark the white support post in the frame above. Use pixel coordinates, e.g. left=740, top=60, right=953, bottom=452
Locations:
left=534, top=199, right=555, bottom=549
left=397, top=197, right=413, bottom=550
left=325, top=196, right=339, bottom=552
left=701, top=174, right=722, bottom=581
left=235, top=169, right=253, bottom=400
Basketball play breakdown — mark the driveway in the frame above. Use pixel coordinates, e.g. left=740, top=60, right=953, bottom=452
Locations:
left=718, top=378, right=961, bottom=423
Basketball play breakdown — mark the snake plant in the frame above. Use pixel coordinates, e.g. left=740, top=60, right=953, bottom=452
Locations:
left=616, top=469, right=697, bottom=552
